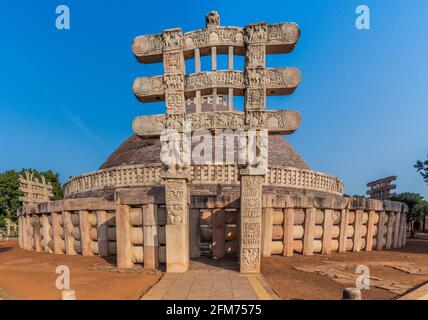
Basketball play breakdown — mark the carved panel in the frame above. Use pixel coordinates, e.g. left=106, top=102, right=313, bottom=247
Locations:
left=245, top=68, right=265, bottom=88
left=162, top=29, right=183, bottom=52
left=166, top=92, right=186, bottom=114
left=165, top=179, right=188, bottom=225
left=164, top=73, right=184, bottom=91
left=245, top=88, right=265, bottom=110
left=245, top=23, right=268, bottom=44
left=183, top=27, right=244, bottom=51
left=163, top=51, right=184, bottom=74
left=186, top=71, right=244, bottom=92
left=246, top=44, right=265, bottom=68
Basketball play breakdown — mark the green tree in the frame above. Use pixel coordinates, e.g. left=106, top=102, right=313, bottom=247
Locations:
left=0, top=170, right=22, bottom=222
left=391, top=192, right=428, bottom=223
left=0, top=169, right=63, bottom=222
left=415, top=155, right=428, bottom=184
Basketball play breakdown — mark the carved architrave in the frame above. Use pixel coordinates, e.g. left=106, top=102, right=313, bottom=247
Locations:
left=132, top=76, right=164, bottom=100
left=267, top=23, right=300, bottom=45
left=132, top=22, right=300, bottom=63
left=186, top=70, right=245, bottom=92
left=132, top=34, right=163, bottom=57
left=133, top=110, right=301, bottom=136
left=265, top=68, right=301, bottom=89
left=133, top=69, right=300, bottom=102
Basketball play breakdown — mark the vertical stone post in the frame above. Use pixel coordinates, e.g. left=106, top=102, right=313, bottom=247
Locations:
left=18, top=215, right=23, bottom=249
left=240, top=174, right=263, bottom=273
left=386, top=212, right=394, bottom=249
left=194, top=48, right=201, bottom=113
left=116, top=204, right=133, bottom=269
left=213, top=209, right=226, bottom=259
left=62, top=211, right=76, bottom=255
left=161, top=28, right=191, bottom=273
left=228, top=45, right=234, bottom=111
left=189, top=208, right=201, bottom=258
left=41, top=214, right=53, bottom=253
left=376, top=211, right=386, bottom=251
left=338, top=209, right=349, bottom=253
left=51, top=212, right=64, bottom=255
left=143, top=203, right=159, bottom=269
left=33, top=215, right=42, bottom=252
left=261, top=208, right=273, bottom=257
left=164, top=177, right=190, bottom=272
left=78, top=210, right=92, bottom=256
left=322, top=209, right=333, bottom=255
left=283, top=208, right=295, bottom=257
left=96, top=210, right=109, bottom=257
left=303, top=208, right=316, bottom=256
left=238, top=22, right=269, bottom=274
left=393, top=212, right=401, bottom=248
left=365, top=210, right=376, bottom=251
left=353, top=210, right=363, bottom=252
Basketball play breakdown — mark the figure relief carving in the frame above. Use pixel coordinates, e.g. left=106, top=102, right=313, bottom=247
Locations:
left=164, top=73, right=184, bottom=91
left=246, top=44, right=265, bottom=68
left=245, top=68, right=265, bottom=88
left=245, top=23, right=268, bottom=43
left=164, top=51, right=184, bottom=73
left=246, top=88, right=265, bottom=109
left=242, top=222, right=260, bottom=245
left=166, top=92, right=185, bottom=114
left=245, top=111, right=267, bottom=127
left=166, top=204, right=185, bottom=224
left=242, top=248, right=260, bottom=269
left=162, top=29, right=183, bottom=51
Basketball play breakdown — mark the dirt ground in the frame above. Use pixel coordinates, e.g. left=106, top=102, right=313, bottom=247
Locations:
left=0, top=240, right=162, bottom=300
left=262, top=238, right=428, bottom=300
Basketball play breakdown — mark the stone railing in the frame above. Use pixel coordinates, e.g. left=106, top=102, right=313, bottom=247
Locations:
left=261, top=194, right=408, bottom=257
left=18, top=191, right=408, bottom=271
left=63, top=164, right=344, bottom=198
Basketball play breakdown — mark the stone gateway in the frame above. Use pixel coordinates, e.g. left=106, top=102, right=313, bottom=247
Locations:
left=17, top=12, right=408, bottom=274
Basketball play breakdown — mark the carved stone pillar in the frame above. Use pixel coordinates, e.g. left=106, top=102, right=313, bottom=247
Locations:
left=164, top=175, right=190, bottom=272
left=238, top=22, right=269, bottom=274
left=240, top=173, right=264, bottom=273
left=161, top=28, right=191, bottom=273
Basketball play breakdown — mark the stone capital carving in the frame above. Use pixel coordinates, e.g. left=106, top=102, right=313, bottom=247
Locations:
left=162, top=28, right=183, bottom=52
left=206, top=11, right=220, bottom=28
left=245, top=22, right=268, bottom=44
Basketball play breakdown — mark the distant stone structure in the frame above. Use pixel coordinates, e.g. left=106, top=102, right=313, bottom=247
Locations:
left=17, top=12, right=408, bottom=274
left=367, top=176, right=397, bottom=200
left=19, top=171, right=53, bottom=206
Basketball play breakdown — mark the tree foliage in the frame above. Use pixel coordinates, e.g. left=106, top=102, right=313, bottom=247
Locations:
left=415, top=155, right=428, bottom=185
left=0, top=169, right=63, bottom=222
left=391, top=192, right=428, bottom=223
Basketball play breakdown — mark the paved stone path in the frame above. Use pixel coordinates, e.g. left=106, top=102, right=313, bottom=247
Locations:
left=142, top=258, right=278, bottom=300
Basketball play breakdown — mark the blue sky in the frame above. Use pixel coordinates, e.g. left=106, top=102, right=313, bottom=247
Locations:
left=0, top=0, right=427, bottom=198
